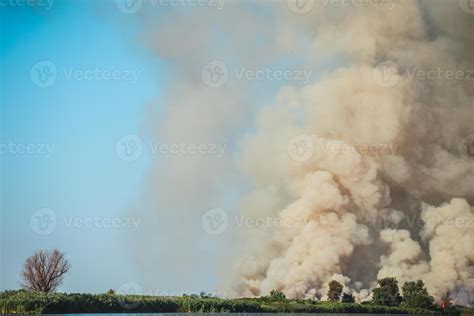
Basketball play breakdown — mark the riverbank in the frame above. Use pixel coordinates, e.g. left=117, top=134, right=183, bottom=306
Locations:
left=1, top=290, right=472, bottom=315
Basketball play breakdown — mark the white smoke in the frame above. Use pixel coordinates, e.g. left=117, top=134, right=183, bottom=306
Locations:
left=223, top=0, right=474, bottom=305
left=128, top=0, right=474, bottom=305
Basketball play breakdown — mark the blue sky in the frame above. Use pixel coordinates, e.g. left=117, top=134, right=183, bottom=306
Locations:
left=0, top=1, right=160, bottom=292
left=0, top=0, right=343, bottom=295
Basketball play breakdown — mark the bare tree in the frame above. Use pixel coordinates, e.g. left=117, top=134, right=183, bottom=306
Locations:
left=21, top=249, right=70, bottom=293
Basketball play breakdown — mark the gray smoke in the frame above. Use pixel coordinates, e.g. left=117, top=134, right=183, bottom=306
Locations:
left=128, top=0, right=474, bottom=304
left=223, top=0, right=474, bottom=304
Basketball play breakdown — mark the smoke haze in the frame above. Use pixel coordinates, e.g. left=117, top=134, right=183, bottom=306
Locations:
left=130, top=0, right=474, bottom=305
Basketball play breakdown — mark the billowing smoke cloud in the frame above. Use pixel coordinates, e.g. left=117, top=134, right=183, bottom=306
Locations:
left=125, top=0, right=300, bottom=293
left=222, top=0, right=474, bottom=305
left=377, top=199, right=474, bottom=302
left=128, top=0, right=473, bottom=304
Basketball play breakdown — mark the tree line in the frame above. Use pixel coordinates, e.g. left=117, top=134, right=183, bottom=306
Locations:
left=266, top=277, right=451, bottom=310
left=327, top=277, right=445, bottom=310
left=19, top=249, right=454, bottom=312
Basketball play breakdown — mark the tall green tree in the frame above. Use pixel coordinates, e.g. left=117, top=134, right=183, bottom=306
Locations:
left=372, top=277, right=402, bottom=306
left=401, top=280, right=433, bottom=309
left=328, top=280, right=344, bottom=302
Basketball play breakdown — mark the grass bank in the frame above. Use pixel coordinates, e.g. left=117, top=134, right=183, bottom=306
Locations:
left=1, top=290, right=472, bottom=315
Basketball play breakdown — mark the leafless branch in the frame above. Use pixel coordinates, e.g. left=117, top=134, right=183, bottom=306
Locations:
left=21, top=249, right=70, bottom=293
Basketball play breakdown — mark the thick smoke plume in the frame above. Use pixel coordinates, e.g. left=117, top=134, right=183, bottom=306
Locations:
left=224, top=0, right=474, bottom=304
left=130, top=0, right=473, bottom=304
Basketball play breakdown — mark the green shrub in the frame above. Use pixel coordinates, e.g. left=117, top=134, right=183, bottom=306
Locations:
left=401, top=280, right=434, bottom=309
left=372, top=277, right=403, bottom=306
left=268, top=289, right=286, bottom=300
left=341, top=292, right=355, bottom=303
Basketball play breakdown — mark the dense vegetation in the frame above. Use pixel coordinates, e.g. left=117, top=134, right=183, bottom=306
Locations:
left=9, top=249, right=472, bottom=314
left=372, top=277, right=403, bottom=306
left=1, top=288, right=473, bottom=315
